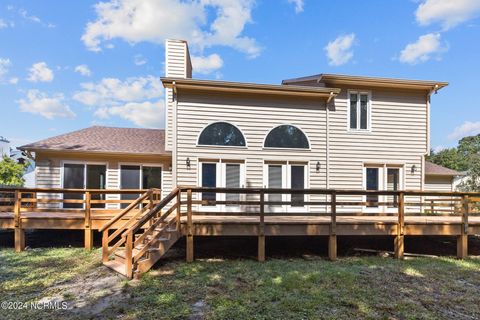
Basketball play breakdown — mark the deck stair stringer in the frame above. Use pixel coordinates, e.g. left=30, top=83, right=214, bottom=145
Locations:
left=101, top=188, right=182, bottom=278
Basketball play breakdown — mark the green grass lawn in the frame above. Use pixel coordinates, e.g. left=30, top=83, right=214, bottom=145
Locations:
left=1, top=248, right=480, bottom=319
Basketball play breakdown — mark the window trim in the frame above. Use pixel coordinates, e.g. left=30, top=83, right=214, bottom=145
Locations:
left=347, top=90, right=372, bottom=132
left=196, top=121, right=248, bottom=148
left=262, top=124, right=312, bottom=151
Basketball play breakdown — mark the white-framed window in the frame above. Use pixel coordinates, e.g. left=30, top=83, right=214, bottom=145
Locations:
left=198, top=159, right=246, bottom=211
left=363, top=164, right=404, bottom=211
left=264, top=161, right=308, bottom=212
left=348, top=91, right=371, bottom=131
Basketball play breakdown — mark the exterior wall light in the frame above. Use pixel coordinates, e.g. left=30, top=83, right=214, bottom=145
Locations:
left=186, top=157, right=191, bottom=169
left=411, top=164, right=417, bottom=174
left=316, top=161, right=321, bottom=172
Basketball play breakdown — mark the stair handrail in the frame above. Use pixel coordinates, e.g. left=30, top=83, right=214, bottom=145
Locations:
left=99, top=190, right=151, bottom=232
left=122, top=187, right=180, bottom=237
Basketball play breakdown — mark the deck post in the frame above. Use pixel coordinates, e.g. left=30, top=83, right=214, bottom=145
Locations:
left=457, top=195, right=469, bottom=259
left=186, top=188, right=194, bottom=262
left=394, top=192, right=405, bottom=259
left=14, top=190, right=25, bottom=252
left=125, top=231, right=133, bottom=278
left=329, top=191, right=337, bottom=261
left=176, top=190, right=181, bottom=231
left=102, top=230, right=109, bottom=263
left=84, top=191, right=93, bottom=250
left=258, top=190, right=265, bottom=262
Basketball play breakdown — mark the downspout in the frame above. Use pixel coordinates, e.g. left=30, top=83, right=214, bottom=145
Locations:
left=326, top=92, right=334, bottom=189
left=172, top=81, right=178, bottom=188
left=422, top=84, right=438, bottom=191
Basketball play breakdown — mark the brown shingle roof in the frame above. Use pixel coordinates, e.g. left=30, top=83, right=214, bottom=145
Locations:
left=20, top=126, right=168, bottom=156
left=425, top=161, right=464, bottom=176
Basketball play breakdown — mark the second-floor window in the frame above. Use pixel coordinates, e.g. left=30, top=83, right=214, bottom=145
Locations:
left=348, top=91, right=370, bottom=130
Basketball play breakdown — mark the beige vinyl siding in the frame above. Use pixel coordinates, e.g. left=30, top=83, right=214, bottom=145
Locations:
left=328, top=87, right=427, bottom=213
left=165, top=39, right=191, bottom=151
left=175, top=91, right=328, bottom=212
left=424, top=176, right=454, bottom=192
left=174, top=86, right=428, bottom=213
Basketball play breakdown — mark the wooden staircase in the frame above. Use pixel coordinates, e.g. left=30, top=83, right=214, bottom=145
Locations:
left=100, top=188, right=182, bottom=278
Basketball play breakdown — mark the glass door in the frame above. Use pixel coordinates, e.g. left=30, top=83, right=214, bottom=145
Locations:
left=290, top=165, right=305, bottom=208
left=365, top=167, right=380, bottom=209
left=120, top=165, right=141, bottom=208
left=63, top=164, right=85, bottom=209
left=267, top=164, right=285, bottom=212
left=86, top=165, right=106, bottom=208
left=224, top=163, right=242, bottom=211
left=201, top=163, right=217, bottom=205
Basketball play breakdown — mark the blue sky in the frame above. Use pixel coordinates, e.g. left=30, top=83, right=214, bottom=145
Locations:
left=1, top=0, right=479, bottom=151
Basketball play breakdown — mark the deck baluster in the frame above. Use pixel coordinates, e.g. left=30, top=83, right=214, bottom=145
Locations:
left=84, top=191, right=93, bottom=250
left=14, top=190, right=25, bottom=252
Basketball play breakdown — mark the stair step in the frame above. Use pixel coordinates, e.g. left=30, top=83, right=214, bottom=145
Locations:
left=103, top=260, right=127, bottom=277
left=115, top=248, right=141, bottom=260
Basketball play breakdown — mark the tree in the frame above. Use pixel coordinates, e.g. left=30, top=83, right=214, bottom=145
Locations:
left=427, top=147, right=465, bottom=171
left=457, top=155, right=480, bottom=192
left=0, top=156, right=26, bottom=186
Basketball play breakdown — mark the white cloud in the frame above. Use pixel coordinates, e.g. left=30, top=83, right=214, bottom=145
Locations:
left=17, top=90, right=75, bottom=119
left=74, top=64, right=92, bottom=77
left=18, top=8, right=55, bottom=28
left=74, top=75, right=165, bottom=127
left=81, top=0, right=261, bottom=58
left=416, top=0, right=480, bottom=30
left=0, top=19, right=8, bottom=28
left=191, top=54, right=224, bottom=74
left=134, top=54, right=147, bottom=66
left=9, top=77, right=18, bottom=84
left=288, top=0, right=304, bottom=13
left=0, top=58, right=11, bottom=79
left=324, top=33, right=355, bottom=66
left=95, top=101, right=164, bottom=128
left=73, top=75, right=163, bottom=106
left=448, top=121, right=480, bottom=140
left=433, top=145, right=446, bottom=153
left=399, top=33, right=446, bottom=64
left=27, top=62, right=54, bottom=82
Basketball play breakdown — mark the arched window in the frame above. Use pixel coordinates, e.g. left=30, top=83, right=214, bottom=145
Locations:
left=198, top=122, right=246, bottom=147
left=264, top=125, right=310, bottom=149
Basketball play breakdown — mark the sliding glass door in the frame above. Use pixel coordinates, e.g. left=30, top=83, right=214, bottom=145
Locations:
left=63, top=164, right=85, bottom=209
left=120, top=165, right=162, bottom=208
left=120, top=165, right=141, bottom=208
left=63, top=163, right=106, bottom=209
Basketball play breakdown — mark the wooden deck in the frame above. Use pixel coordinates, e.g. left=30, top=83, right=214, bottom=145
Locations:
left=1, top=186, right=480, bottom=278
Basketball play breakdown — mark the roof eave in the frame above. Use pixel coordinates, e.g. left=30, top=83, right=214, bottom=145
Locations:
left=22, top=147, right=172, bottom=158
left=318, top=74, right=448, bottom=91
left=162, top=77, right=341, bottom=98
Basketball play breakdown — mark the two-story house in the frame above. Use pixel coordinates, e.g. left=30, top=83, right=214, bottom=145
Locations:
left=19, top=39, right=462, bottom=213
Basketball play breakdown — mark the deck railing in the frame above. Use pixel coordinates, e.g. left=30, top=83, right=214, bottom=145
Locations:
left=175, top=187, right=480, bottom=260
left=0, top=188, right=162, bottom=251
